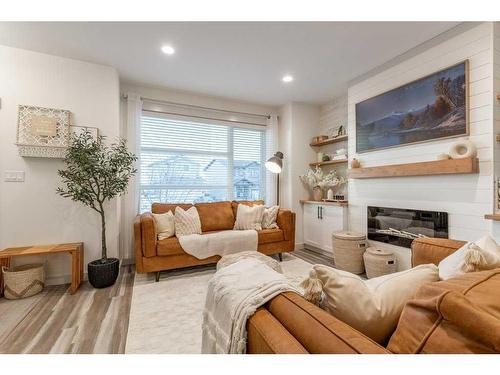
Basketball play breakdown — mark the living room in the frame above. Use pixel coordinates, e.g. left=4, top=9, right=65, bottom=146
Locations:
left=1, top=0, right=499, bottom=371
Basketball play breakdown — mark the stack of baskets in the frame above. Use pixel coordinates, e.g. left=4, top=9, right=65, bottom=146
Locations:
left=331, top=231, right=398, bottom=278
left=331, top=231, right=367, bottom=274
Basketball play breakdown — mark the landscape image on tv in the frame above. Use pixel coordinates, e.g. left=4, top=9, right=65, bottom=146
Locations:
left=356, top=61, right=468, bottom=153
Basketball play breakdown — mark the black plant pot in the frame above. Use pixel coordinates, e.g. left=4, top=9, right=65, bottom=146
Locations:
left=88, top=258, right=120, bottom=288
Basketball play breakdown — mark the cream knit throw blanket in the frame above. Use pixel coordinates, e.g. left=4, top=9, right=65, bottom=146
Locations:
left=201, top=258, right=299, bottom=354
left=178, top=230, right=258, bottom=259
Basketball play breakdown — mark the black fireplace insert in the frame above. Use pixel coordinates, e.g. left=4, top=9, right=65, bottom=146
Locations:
left=367, top=206, right=448, bottom=248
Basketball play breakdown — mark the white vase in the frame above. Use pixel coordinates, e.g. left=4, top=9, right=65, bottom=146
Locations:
left=327, top=189, right=334, bottom=200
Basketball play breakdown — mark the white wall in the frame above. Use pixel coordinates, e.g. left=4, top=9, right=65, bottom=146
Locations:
left=0, top=45, right=120, bottom=284
left=279, top=102, right=320, bottom=247
left=346, top=22, right=496, bottom=269
left=319, top=96, right=348, bottom=135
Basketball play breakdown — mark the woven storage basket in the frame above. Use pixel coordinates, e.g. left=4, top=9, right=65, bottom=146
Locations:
left=2, top=263, right=45, bottom=300
left=363, top=247, right=397, bottom=279
left=331, top=231, right=367, bottom=274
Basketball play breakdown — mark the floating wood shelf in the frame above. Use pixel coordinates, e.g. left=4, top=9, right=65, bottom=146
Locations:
left=309, top=159, right=348, bottom=167
left=309, top=135, right=348, bottom=147
left=485, top=214, right=500, bottom=221
left=300, top=200, right=348, bottom=206
left=347, top=157, right=479, bottom=179
left=496, top=134, right=500, bottom=142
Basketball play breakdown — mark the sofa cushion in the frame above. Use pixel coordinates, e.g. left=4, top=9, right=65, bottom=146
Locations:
left=231, top=200, right=265, bottom=218
left=157, top=236, right=185, bottom=256
left=152, top=202, right=193, bottom=214
left=195, top=201, right=235, bottom=232
left=387, top=268, right=500, bottom=353
left=258, top=229, right=285, bottom=244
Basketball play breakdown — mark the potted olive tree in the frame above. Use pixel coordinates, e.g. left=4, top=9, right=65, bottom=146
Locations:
left=57, top=130, right=137, bottom=288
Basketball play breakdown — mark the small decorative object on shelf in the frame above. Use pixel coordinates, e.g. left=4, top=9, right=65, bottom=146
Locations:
left=449, top=139, right=477, bottom=159
left=300, top=166, right=346, bottom=201
left=327, top=188, right=334, bottom=200
left=337, top=125, right=346, bottom=136
left=312, top=135, right=329, bottom=144
left=322, top=154, right=331, bottom=162
left=437, top=153, right=450, bottom=160
left=351, top=158, right=361, bottom=168
left=16, top=105, right=72, bottom=158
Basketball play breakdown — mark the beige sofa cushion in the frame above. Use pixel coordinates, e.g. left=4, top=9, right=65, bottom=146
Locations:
left=301, top=264, right=439, bottom=344
left=152, top=211, right=175, bottom=240
left=174, top=206, right=202, bottom=237
left=234, top=204, right=265, bottom=230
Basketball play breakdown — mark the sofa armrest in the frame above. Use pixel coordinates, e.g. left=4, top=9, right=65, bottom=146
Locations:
left=276, top=209, right=295, bottom=242
left=247, top=308, right=308, bottom=354
left=264, top=292, right=389, bottom=354
left=411, top=237, right=466, bottom=267
left=140, top=212, right=157, bottom=258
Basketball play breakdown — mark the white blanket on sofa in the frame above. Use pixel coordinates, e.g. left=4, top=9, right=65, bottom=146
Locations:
left=178, top=229, right=258, bottom=260
left=201, top=258, right=298, bottom=354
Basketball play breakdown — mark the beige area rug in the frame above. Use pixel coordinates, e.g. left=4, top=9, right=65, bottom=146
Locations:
left=125, top=253, right=312, bottom=354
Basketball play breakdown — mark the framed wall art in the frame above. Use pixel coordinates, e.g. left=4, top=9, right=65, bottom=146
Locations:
left=356, top=60, right=469, bottom=153
left=16, top=105, right=72, bottom=158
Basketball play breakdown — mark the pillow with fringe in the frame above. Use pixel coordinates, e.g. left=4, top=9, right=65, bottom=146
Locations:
left=438, top=235, right=500, bottom=280
left=300, top=264, right=439, bottom=344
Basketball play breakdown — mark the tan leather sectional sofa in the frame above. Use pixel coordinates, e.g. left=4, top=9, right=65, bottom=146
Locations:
left=134, top=200, right=295, bottom=279
left=246, top=237, right=500, bottom=354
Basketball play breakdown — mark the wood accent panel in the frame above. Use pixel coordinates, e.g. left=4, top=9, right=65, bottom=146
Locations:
left=484, top=214, right=500, bottom=221
left=299, top=200, right=348, bottom=206
left=0, top=243, right=84, bottom=296
left=309, top=159, right=348, bottom=167
left=347, top=158, right=479, bottom=179
left=309, top=135, right=348, bottom=147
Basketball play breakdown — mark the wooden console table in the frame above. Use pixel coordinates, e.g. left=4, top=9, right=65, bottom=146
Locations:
left=0, top=242, right=84, bottom=296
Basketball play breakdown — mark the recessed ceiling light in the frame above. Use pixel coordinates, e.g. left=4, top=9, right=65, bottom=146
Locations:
left=161, top=45, right=175, bottom=55
left=282, top=75, right=294, bottom=83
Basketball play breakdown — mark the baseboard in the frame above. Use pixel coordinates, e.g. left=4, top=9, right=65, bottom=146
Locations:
left=121, top=258, right=135, bottom=266
left=294, top=243, right=305, bottom=251
left=46, top=273, right=88, bottom=286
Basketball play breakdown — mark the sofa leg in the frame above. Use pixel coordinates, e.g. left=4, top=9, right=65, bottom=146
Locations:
left=155, top=271, right=160, bottom=282
left=278, top=253, right=283, bottom=262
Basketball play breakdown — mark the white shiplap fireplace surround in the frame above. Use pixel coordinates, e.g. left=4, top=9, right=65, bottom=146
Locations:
left=319, top=22, right=500, bottom=270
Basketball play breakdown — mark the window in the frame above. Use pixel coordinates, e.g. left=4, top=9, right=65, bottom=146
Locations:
left=140, top=114, right=265, bottom=212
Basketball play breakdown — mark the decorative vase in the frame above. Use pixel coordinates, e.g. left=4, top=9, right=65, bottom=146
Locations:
left=88, top=257, right=120, bottom=288
left=313, top=187, right=323, bottom=201
left=327, top=188, right=334, bottom=200
left=449, top=139, right=477, bottom=159
left=351, top=158, right=361, bottom=168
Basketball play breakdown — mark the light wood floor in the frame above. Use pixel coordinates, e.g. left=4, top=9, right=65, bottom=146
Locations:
left=0, top=250, right=328, bottom=354
left=0, top=265, right=134, bottom=354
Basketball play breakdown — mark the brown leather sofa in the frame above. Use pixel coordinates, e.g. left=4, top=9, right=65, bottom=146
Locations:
left=246, top=237, right=500, bottom=354
left=134, top=200, right=295, bottom=279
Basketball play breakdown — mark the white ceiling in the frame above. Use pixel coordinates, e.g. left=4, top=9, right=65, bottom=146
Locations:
left=0, top=22, right=460, bottom=106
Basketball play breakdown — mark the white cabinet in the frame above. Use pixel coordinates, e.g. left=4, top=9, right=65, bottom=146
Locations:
left=303, top=202, right=347, bottom=253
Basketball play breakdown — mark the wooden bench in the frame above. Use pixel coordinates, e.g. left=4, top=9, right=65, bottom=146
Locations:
left=0, top=243, right=84, bottom=296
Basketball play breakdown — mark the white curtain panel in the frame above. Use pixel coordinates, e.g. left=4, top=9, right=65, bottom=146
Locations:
left=120, top=92, right=142, bottom=261
left=265, top=114, right=279, bottom=206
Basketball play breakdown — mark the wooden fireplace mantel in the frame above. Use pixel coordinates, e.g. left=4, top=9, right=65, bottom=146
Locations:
left=347, top=157, right=479, bottom=179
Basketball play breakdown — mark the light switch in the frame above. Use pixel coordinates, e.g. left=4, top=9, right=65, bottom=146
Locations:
left=4, top=170, right=25, bottom=182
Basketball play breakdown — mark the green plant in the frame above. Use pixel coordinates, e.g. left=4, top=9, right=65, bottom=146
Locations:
left=57, top=130, right=137, bottom=262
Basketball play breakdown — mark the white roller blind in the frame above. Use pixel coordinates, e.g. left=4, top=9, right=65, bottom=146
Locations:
left=140, top=114, right=266, bottom=212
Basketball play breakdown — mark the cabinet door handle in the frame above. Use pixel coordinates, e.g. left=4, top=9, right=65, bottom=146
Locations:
left=320, top=206, right=323, bottom=219
left=317, top=206, right=320, bottom=219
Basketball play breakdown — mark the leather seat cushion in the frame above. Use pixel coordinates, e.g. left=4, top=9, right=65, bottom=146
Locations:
left=157, top=228, right=285, bottom=257
left=152, top=203, right=193, bottom=214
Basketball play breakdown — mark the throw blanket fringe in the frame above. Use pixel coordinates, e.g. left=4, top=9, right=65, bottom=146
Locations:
left=178, top=230, right=258, bottom=259
left=201, top=258, right=299, bottom=354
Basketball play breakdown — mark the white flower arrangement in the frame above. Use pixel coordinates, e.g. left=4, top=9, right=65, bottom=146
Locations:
left=299, top=167, right=346, bottom=191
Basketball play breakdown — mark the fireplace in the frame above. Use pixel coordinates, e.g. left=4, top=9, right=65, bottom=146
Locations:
left=367, top=206, right=448, bottom=248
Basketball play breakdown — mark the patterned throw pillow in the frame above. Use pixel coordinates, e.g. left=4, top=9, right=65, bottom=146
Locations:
left=262, top=205, right=279, bottom=229
left=233, top=204, right=265, bottom=230
left=174, top=206, right=202, bottom=237
left=152, top=211, right=175, bottom=240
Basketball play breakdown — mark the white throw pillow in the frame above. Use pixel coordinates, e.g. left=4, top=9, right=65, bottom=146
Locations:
left=438, top=234, right=500, bottom=280
left=233, top=204, right=265, bottom=230
left=174, top=206, right=202, bottom=237
left=301, top=264, right=439, bottom=344
left=262, top=206, right=279, bottom=229
left=152, top=211, right=175, bottom=240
